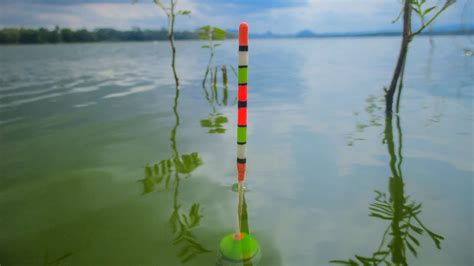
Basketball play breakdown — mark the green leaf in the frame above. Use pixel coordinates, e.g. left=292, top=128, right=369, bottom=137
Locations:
left=392, top=7, right=404, bottom=24
left=196, top=26, right=211, bottom=40
left=355, top=255, right=379, bottom=264
left=409, top=223, right=424, bottom=234
left=373, top=251, right=389, bottom=257
left=215, top=116, right=228, bottom=124
left=177, top=10, right=191, bottom=16
left=369, top=206, right=393, bottom=217
left=374, top=190, right=387, bottom=202
left=169, top=210, right=180, bottom=233
left=201, top=45, right=210, bottom=48
left=369, top=212, right=393, bottom=220
left=183, top=236, right=211, bottom=253
left=213, top=43, right=221, bottom=47
left=425, top=229, right=444, bottom=249
left=177, top=245, right=192, bottom=258
left=408, top=234, right=420, bottom=246
left=443, top=0, right=456, bottom=9
left=155, top=174, right=163, bottom=184
left=153, top=163, right=159, bottom=175
left=406, top=241, right=418, bottom=257
left=200, top=119, right=212, bottom=127
left=182, top=214, right=189, bottom=226
left=213, top=27, right=226, bottom=40
left=329, top=260, right=358, bottom=265
left=371, top=202, right=392, bottom=211
left=410, top=202, right=422, bottom=213
left=209, top=128, right=226, bottom=134
left=145, top=165, right=153, bottom=178
left=181, top=251, right=198, bottom=263
left=423, top=6, right=436, bottom=15
left=414, top=7, right=423, bottom=17
left=165, top=172, right=171, bottom=189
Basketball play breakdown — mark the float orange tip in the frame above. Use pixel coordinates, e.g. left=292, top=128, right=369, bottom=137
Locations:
left=239, top=22, right=248, bottom=45
left=233, top=232, right=244, bottom=240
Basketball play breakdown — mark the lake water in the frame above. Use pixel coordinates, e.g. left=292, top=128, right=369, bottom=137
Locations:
left=0, top=37, right=472, bottom=265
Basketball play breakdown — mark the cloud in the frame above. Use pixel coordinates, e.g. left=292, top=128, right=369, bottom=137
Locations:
left=0, top=2, right=160, bottom=29
left=0, top=0, right=472, bottom=32
left=241, top=0, right=473, bottom=33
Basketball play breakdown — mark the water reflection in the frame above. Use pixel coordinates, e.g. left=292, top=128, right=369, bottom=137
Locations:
left=346, top=95, right=383, bottom=146
left=332, top=114, right=444, bottom=265
left=200, top=64, right=235, bottom=134
left=139, top=83, right=210, bottom=263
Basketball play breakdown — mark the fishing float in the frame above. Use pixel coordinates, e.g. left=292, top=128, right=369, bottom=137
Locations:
left=219, top=22, right=261, bottom=265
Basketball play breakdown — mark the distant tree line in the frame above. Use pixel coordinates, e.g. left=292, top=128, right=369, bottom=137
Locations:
left=0, top=26, right=237, bottom=44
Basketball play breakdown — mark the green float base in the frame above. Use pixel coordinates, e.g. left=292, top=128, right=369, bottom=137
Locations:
left=219, top=232, right=260, bottom=263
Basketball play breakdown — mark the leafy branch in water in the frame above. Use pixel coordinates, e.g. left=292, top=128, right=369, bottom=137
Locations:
left=197, top=26, right=236, bottom=135
left=170, top=203, right=211, bottom=263
left=200, top=113, right=228, bottom=134
left=335, top=114, right=444, bottom=265
left=197, top=25, right=226, bottom=48
left=385, top=0, right=455, bottom=116
left=134, top=0, right=191, bottom=87
left=139, top=152, right=208, bottom=263
left=409, top=0, right=456, bottom=36
left=197, top=25, right=227, bottom=86
left=392, top=0, right=456, bottom=37
left=330, top=189, right=444, bottom=266
left=139, top=152, right=202, bottom=194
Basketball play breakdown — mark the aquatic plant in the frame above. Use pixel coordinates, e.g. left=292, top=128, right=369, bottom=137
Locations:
left=197, top=27, right=233, bottom=135
left=200, top=113, right=228, bottom=134
left=332, top=115, right=444, bottom=265
left=170, top=202, right=211, bottom=263
left=138, top=63, right=210, bottom=263
left=197, top=25, right=227, bottom=86
left=347, top=95, right=384, bottom=146
left=385, top=0, right=456, bottom=116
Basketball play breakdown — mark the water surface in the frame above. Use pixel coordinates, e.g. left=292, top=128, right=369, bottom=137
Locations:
left=0, top=36, right=472, bottom=265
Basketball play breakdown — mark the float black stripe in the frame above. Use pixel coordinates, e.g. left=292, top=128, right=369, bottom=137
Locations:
left=239, top=46, right=248, bottom=51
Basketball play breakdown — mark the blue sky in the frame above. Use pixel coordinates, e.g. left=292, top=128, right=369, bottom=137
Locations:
left=0, top=0, right=472, bottom=33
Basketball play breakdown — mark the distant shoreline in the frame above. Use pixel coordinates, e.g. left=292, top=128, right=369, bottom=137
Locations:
left=0, top=27, right=472, bottom=45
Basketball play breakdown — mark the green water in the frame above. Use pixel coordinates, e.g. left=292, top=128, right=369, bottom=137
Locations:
left=0, top=37, right=472, bottom=265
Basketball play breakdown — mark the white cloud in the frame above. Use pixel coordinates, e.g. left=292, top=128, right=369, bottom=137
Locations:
left=0, top=0, right=471, bottom=32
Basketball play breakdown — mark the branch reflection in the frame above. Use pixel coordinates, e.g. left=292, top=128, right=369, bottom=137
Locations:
left=332, top=112, right=444, bottom=265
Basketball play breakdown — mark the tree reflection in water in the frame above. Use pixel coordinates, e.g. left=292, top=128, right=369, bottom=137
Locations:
left=200, top=49, right=238, bottom=134
left=332, top=114, right=444, bottom=265
left=139, top=84, right=210, bottom=263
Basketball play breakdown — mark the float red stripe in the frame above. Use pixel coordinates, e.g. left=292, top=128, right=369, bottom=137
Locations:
left=238, top=85, right=247, bottom=101
left=239, top=23, right=248, bottom=46
left=237, top=163, right=246, bottom=181
left=238, top=108, right=247, bottom=126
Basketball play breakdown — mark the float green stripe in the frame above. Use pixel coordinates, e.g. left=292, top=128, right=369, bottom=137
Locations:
left=238, top=67, right=248, bottom=84
left=237, top=127, right=247, bottom=143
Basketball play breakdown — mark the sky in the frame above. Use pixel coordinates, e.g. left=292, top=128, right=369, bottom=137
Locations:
left=0, top=0, right=472, bottom=34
